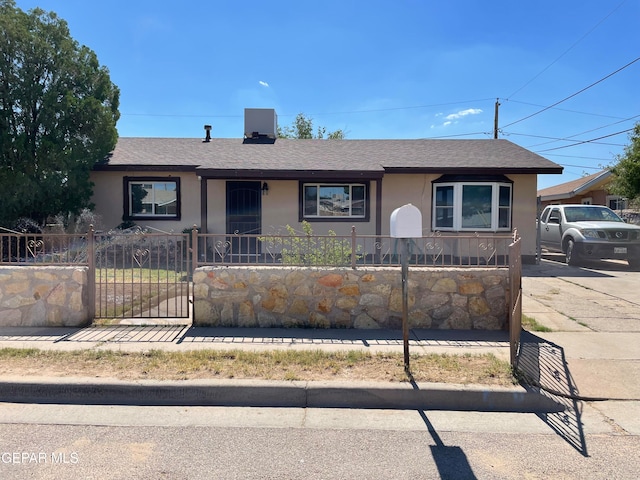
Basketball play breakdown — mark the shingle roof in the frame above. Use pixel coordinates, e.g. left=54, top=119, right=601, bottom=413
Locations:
left=95, top=137, right=562, bottom=177
left=538, top=170, right=611, bottom=199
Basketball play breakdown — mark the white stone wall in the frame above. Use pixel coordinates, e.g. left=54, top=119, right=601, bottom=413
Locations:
left=0, top=266, right=90, bottom=327
left=193, top=266, right=509, bottom=330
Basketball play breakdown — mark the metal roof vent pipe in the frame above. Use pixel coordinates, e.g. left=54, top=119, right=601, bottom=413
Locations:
left=203, top=125, right=212, bottom=142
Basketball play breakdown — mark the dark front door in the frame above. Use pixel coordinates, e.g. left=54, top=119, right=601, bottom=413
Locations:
left=226, top=181, right=261, bottom=255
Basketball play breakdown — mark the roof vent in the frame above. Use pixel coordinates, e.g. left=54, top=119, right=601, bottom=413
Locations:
left=203, top=125, right=212, bottom=143
left=244, top=108, right=277, bottom=139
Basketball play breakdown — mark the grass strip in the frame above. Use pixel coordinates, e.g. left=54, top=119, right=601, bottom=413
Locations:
left=0, top=348, right=516, bottom=386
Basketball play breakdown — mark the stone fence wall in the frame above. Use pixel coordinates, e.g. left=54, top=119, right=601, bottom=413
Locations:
left=0, top=266, right=90, bottom=327
left=193, top=266, right=510, bottom=330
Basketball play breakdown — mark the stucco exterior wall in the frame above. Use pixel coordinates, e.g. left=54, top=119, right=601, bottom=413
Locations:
left=193, top=266, right=509, bottom=330
left=91, top=172, right=537, bottom=261
left=90, top=170, right=201, bottom=231
left=0, top=266, right=90, bottom=327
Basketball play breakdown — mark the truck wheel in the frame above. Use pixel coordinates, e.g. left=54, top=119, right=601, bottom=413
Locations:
left=566, top=239, right=581, bottom=266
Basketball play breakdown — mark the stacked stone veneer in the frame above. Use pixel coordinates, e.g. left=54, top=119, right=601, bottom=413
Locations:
left=0, top=266, right=90, bottom=327
left=193, top=267, right=509, bottom=330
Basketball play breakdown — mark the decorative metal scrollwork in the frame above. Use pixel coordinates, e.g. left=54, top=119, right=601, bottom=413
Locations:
left=26, top=239, right=45, bottom=258
left=133, top=248, right=150, bottom=267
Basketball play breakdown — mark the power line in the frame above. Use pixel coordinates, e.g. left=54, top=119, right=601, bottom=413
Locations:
left=522, top=113, right=640, bottom=148
left=423, top=132, right=491, bottom=139
left=120, top=98, right=497, bottom=120
left=501, top=56, right=640, bottom=129
left=535, top=128, right=633, bottom=153
left=504, top=131, right=625, bottom=147
left=505, top=99, right=628, bottom=120
left=507, top=1, right=628, bottom=99
left=543, top=153, right=616, bottom=161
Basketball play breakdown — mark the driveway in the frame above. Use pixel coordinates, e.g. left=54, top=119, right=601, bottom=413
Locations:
left=521, top=257, right=640, bottom=434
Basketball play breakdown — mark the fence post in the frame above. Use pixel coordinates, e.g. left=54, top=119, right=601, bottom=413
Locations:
left=86, top=225, right=96, bottom=322
left=351, top=226, right=357, bottom=269
left=191, top=224, right=199, bottom=274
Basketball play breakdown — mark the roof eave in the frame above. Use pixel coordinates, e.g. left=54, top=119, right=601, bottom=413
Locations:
left=194, top=169, right=385, bottom=180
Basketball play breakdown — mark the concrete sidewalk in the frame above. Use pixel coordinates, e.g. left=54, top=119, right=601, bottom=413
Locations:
left=0, top=260, right=639, bottom=425
left=0, top=326, right=556, bottom=412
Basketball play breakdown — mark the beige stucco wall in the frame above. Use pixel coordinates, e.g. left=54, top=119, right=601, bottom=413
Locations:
left=91, top=172, right=537, bottom=260
left=90, top=171, right=201, bottom=232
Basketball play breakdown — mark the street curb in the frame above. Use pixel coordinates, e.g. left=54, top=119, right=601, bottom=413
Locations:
left=0, top=378, right=564, bottom=413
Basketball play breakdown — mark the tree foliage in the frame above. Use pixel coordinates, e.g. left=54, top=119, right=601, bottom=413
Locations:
left=609, top=123, right=640, bottom=206
left=0, top=0, right=120, bottom=226
left=277, top=113, right=345, bottom=139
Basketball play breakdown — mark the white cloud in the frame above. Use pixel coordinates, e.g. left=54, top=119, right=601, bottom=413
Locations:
left=443, top=121, right=452, bottom=127
left=258, top=81, right=269, bottom=87
left=445, top=108, right=483, bottom=121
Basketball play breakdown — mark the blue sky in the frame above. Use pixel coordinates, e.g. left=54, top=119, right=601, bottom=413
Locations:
left=14, top=0, right=640, bottom=189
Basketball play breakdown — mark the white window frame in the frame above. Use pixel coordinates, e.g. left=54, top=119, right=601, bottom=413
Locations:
left=302, top=183, right=367, bottom=219
left=432, top=182, right=512, bottom=232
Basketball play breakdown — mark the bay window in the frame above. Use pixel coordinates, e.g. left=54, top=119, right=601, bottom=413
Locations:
left=433, top=177, right=512, bottom=231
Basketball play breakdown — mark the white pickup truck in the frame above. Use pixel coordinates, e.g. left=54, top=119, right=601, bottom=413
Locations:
left=538, top=204, right=640, bottom=269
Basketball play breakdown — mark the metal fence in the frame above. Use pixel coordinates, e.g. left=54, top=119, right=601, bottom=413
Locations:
left=508, top=233, right=523, bottom=367
left=1, top=227, right=517, bottom=269
left=193, top=227, right=516, bottom=268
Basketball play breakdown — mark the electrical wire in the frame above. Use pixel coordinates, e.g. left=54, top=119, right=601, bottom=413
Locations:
left=535, top=128, right=633, bottom=153
left=121, top=98, right=497, bottom=119
left=507, top=1, right=628, bottom=99
left=501, top=56, right=640, bottom=130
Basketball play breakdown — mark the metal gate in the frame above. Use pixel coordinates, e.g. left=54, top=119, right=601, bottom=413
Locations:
left=89, top=229, right=192, bottom=320
left=508, top=232, right=523, bottom=367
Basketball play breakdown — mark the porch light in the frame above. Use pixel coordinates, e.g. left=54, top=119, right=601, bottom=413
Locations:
left=262, top=182, right=269, bottom=195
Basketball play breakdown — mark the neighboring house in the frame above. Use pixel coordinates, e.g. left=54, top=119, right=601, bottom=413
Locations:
left=538, top=170, right=628, bottom=212
left=90, top=108, right=562, bottom=264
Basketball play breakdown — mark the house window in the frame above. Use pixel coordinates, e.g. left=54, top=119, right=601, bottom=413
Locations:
left=300, top=183, right=368, bottom=221
left=124, top=177, right=181, bottom=220
left=607, top=195, right=627, bottom=211
left=432, top=179, right=512, bottom=231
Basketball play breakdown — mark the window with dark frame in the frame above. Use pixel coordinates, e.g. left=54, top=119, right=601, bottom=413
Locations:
left=300, top=182, right=369, bottom=221
left=123, top=177, right=181, bottom=220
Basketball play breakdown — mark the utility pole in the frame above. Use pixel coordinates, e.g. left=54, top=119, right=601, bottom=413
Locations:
left=494, top=98, right=500, bottom=139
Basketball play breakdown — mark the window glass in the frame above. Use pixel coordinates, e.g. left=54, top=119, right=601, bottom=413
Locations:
left=432, top=181, right=512, bottom=231
left=129, top=180, right=178, bottom=217
left=498, top=185, right=511, bottom=229
left=303, top=184, right=366, bottom=218
left=461, top=185, right=492, bottom=229
left=434, top=185, right=454, bottom=228
left=304, top=185, right=317, bottom=216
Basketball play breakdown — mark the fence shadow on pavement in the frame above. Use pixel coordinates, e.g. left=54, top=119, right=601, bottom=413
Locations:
left=516, top=330, right=588, bottom=457
left=176, top=327, right=510, bottom=349
left=0, top=325, right=187, bottom=343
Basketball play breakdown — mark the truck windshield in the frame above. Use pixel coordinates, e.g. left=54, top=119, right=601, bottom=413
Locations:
left=564, top=206, right=624, bottom=223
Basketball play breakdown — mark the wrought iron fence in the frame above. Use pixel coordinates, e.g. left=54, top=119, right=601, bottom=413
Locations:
left=0, top=228, right=89, bottom=265
left=194, top=227, right=516, bottom=268
left=1, top=226, right=517, bottom=269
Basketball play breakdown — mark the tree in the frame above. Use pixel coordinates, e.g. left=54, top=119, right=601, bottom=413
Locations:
left=277, top=113, right=345, bottom=139
left=609, top=123, right=640, bottom=207
left=0, top=0, right=120, bottom=226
